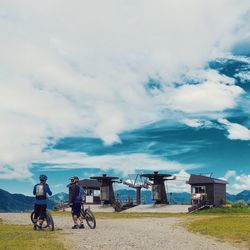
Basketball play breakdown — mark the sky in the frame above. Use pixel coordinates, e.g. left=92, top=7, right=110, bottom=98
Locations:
left=0, top=0, right=250, bottom=195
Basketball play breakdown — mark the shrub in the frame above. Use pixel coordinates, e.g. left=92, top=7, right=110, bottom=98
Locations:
left=231, top=200, right=248, bottom=208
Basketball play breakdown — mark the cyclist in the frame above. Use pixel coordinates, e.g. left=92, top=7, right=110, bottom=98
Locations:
left=33, top=174, right=52, bottom=230
left=68, top=176, right=85, bottom=229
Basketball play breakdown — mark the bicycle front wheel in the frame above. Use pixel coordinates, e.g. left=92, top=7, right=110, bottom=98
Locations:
left=85, top=209, right=96, bottom=229
left=45, top=212, right=54, bottom=231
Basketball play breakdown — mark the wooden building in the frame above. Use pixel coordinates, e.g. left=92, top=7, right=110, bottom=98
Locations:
left=78, top=179, right=101, bottom=204
left=67, top=179, right=101, bottom=204
left=187, top=174, right=227, bottom=207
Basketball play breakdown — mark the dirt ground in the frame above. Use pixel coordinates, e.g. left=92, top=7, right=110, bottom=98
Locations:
left=0, top=213, right=240, bottom=250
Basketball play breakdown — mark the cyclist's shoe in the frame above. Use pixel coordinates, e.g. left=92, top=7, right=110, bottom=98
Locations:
left=38, top=225, right=43, bottom=230
left=72, top=225, right=79, bottom=229
left=79, top=224, right=84, bottom=229
left=33, top=224, right=37, bottom=230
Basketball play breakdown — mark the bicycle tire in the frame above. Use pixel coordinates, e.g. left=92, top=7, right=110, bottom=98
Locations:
left=30, top=210, right=52, bottom=230
left=84, top=209, right=96, bottom=229
left=46, top=212, right=54, bottom=231
left=30, top=211, right=35, bottom=224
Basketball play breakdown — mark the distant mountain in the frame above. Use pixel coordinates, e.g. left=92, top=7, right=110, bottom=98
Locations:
left=171, top=192, right=191, bottom=204
left=1, top=188, right=249, bottom=212
left=115, top=189, right=191, bottom=204
left=50, top=192, right=68, bottom=204
left=227, top=190, right=250, bottom=203
left=117, top=189, right=250, bottom=204
left=0, top=189, right=56, bottom=212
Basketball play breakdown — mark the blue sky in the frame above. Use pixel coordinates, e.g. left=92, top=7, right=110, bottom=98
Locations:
left=0, top=1, right=250, bottom=195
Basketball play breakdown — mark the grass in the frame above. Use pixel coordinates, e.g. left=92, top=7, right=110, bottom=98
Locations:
left=186, top=215, right=250, bottom=247
left=0, top=222, right=67, bottom=250
left=52, top=210, right=188, bottom=219
left=192, top=207, right=250, bottom=214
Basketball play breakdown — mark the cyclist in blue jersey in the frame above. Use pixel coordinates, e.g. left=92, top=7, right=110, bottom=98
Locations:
left=33, top=174, right=52, bottom=230
left=68, top=176, right=85, bottom=229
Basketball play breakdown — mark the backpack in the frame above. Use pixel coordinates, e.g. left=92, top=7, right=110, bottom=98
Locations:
left=35, top=184, right=46, bottom=200
left=78, top=185, right=86, bottom=200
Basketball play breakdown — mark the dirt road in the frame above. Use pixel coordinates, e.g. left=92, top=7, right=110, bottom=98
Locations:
left=0, top=213, right=240, bottom=250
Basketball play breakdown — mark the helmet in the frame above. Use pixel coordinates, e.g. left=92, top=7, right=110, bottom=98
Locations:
left=74, top=176, right=79, bottom=182
left=69, top=176, right=79, bottom=183
left=39, top=174, right=47, bottom=182
left=70, top=176, right=75, bottom=183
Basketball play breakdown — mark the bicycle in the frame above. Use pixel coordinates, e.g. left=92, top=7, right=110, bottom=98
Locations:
left=30, top=209, right=54, bottom=231
left=80, top=204, right=96, bottom=229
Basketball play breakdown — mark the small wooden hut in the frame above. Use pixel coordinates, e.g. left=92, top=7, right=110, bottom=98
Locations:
left=187, top=174, right=227, bottom=207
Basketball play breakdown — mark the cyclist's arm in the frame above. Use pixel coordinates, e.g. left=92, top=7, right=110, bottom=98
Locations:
left=33, top=185, right=36, bottom=195
left=46, top=184, right=52, bottom=196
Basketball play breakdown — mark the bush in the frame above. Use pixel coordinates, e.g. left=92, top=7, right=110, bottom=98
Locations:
left=222, top=203, right=232, bottom=208
left=231, top=200, right=248, bottom=208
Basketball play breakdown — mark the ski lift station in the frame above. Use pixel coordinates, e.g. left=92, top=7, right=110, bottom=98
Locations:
left=187, top=174, right=227, bottom=210
left=69, top=172, right=228, bottom=213
left=90, top=174, right=120, bottom=205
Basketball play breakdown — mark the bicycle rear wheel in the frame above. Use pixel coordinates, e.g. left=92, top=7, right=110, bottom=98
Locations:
left=84, top=209, right=96, bottom=229
left=30, top=211, right=35, bottom=224
left=31, top=211, right=49, bottom=228
left=31, top=210, right=54, bottom=230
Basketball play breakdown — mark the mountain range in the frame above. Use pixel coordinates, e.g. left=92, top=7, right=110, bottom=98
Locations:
left=0, top=189, right=249, bottom=212
left=0, top=189, right=56, bottom=212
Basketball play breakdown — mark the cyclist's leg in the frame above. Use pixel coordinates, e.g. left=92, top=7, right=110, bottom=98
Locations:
left=77, top=204, right=84, bottom=228
left=38, top=204, right=47, bottom=228
left=33, top=204, right=40, bottom=229
left=71, top=203, right=79, bottom=229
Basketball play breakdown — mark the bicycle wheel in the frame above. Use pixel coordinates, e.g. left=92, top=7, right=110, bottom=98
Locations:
left=30, top=211, right=35, bottom=224
left=84, top=209, right=96, bottom=229
left=45, top=212, right=54, bottom=231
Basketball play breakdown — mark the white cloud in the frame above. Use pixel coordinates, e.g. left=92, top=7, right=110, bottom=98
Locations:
left=167, top=170, right=191, bottom=193
left=36, top=150, right=199, bottom=176
left=167, top=74, right=244, bottom=113
left=218, top=118, right=250, bottom=140
left=224, top=170, right=250, bottom=194
left=224, top=171, right=250, bottom=194
left=0, top=0, right=250, bottom=179
left=182, top=118, right=213, bottom=128
left=224, top=170, right=237, bottom=179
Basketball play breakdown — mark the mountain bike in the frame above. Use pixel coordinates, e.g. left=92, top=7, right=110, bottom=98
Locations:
left=30, top=209, right=54, bottom=231
left=80, top=204, right=96, bottom=229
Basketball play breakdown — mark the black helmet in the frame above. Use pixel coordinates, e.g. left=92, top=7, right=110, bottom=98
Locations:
left=69, top=176, right=79, bottom=183
left=39, top=174, right=47, bottom=182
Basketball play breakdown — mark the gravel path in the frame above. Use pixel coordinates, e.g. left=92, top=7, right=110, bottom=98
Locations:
left=0, top=213, right=240, bottom=250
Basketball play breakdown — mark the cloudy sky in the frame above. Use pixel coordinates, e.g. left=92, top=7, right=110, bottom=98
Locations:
left=0, top=0, right=250, bottom=195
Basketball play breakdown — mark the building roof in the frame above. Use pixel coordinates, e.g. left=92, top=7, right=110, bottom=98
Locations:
left=187, top=174, right=228, bottom=185
left=79, top=179, right=101, bottom=188
left=67, top=179, right=101, bottom=189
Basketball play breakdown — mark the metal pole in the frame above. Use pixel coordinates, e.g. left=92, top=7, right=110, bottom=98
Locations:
left=136, top=187, right=141, bottom=205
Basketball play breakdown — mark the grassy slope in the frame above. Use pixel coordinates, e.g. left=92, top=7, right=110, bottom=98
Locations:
left=186, top=216, right=250, bottom=246
left=186, top=208, right=250, bottom=247
left=0, top=222, right=66, bottom=250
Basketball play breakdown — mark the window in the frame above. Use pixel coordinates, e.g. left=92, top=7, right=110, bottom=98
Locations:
left=87, top=189, right=93, bottom=196
left=192, top=186, right=206, bottom=194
